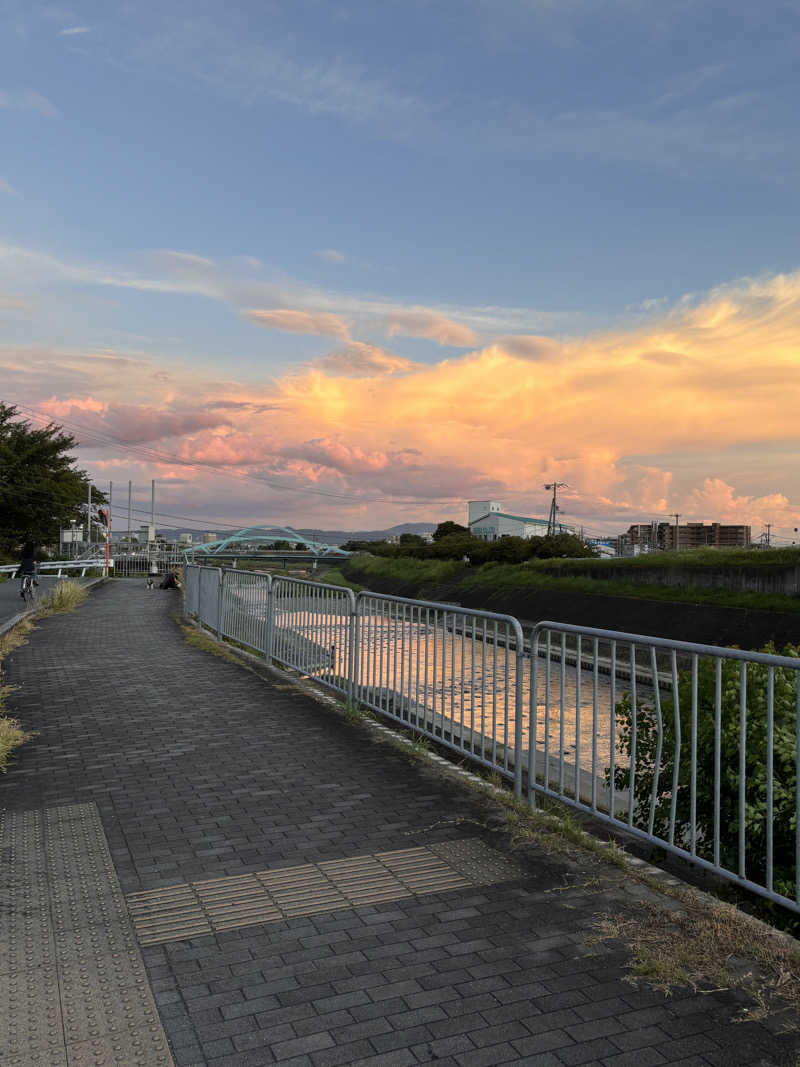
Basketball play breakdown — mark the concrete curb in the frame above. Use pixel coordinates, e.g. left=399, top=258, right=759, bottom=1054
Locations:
left=180, top=614, right=800, bottom=957
left=0, top=576, right=107, bottom=640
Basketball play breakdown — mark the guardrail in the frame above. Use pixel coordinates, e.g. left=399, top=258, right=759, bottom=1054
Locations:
left=0, top=560, right=110, bottom=577
left=184, top=564, right=800, bottom=916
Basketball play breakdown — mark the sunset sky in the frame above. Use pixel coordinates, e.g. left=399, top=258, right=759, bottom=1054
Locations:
left=2, top=1, right=800, bottom=539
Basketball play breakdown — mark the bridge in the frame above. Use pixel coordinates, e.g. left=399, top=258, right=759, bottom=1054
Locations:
left=1, top=569, right=798, bottom=1064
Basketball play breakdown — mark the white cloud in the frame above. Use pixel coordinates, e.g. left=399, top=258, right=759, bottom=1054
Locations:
left=245, top=308, right=351, bottom=339
left=0, top=89, right=59, bottom=118
left=0, top=177, right=16, bottom=195
left=315, top=249, right=348, bottom=264
left=59, top=25, right=90, bottom=36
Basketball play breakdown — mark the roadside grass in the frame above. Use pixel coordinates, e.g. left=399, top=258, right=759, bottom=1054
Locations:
left=320, top=568, right=363, bottom=592
left=44, top=578, right=88, bottom=614
left=342, top=556, right=800, bottom=613
left=0, top=579, right=92, bottom=772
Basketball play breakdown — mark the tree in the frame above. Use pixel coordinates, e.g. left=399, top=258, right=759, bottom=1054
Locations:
left=399, top=533, right=426, bottom=545
left=433, top=521, right=469, bottom=541
left=0, top=403, right=104, bottom=551
left=608, top=647, right=800, bottom=899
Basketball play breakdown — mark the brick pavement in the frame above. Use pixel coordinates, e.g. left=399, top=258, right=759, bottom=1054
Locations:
left=2, top=580, right=799, bottom=1066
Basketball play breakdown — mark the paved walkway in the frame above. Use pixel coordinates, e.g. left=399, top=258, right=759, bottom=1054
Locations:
left=0, top=574, right=91, bottom=630
left=2, top=581, right=799, bottom=1066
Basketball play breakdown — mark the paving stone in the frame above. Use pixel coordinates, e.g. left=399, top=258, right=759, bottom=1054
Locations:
left=3, top=583, right=800, bottom=1067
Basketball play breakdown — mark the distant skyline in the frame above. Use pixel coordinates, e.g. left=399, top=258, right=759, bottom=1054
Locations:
left=2, top=1, right=800, bottom=540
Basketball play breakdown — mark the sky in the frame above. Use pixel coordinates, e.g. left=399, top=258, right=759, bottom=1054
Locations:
left=2, top=0, right=800, bottom=541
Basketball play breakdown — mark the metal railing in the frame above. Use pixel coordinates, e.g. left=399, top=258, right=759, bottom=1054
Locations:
left=184, top=565, right=800, bottom=915
left=0, top=560, right=110, bottom=577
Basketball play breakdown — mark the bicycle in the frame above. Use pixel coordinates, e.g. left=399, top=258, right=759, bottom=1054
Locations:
left=20, top=573, right=38, bottom=607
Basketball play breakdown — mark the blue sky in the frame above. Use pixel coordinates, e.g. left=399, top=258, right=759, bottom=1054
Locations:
left=2, top=1, right=800, bottom=536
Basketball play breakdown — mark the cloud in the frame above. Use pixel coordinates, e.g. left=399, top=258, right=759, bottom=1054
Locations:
left=0, top=177, right=16, bottom=195
left=6, top=268, right=800, bottom=535
left=315, top=342, right=414, bottom=377
left=315, top=249, right=348, bottom=264
left=384, top=309, right=479, bottom=347
left=152, top=249, right=216, bottom=270
left=245, top=308, right=351, bottom=339
left=0, top=294, right=28, bottom=311
left=490, top=334, right=562, bottom=361
left=59, top=25, right=90, bottom=36
left=0, top=89, right=58, bottom=118
left=40, top=398, right=230, bottom=445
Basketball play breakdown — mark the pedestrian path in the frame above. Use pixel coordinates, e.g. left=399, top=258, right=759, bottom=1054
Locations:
left=2, top=581, right=798, bottom=1066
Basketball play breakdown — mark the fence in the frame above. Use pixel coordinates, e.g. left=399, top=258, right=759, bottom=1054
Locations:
left=184, top=564, right=800, bottom=915
left=0, top=560, right=109, bottom=577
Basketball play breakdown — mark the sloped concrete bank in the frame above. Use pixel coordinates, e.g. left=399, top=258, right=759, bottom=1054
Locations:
left=345, top=569, right=800, bottom=649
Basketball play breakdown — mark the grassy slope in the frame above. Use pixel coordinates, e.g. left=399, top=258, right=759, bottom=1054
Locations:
left=334, top=555, right=800, bottom=614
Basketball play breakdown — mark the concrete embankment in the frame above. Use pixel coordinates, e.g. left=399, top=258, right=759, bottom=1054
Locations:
left=342, top=567, right=800, bottom=649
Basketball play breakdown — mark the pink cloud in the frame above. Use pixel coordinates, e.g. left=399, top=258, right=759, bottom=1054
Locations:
left=245, top=308, right=350, bottom=339
left=384, top=309, right=478, bottom=347
left=492, top=334, right=562, bottom=361
left=40, top=399, right=229, bottom=445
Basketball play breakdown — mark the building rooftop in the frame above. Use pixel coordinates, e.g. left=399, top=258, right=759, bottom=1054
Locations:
left=470, top=511, right=549, bottom=526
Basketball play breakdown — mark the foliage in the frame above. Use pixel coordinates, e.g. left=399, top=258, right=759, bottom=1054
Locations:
left=0, top=402, right=105, bottom=551
left=608, top=647, right=800, bottom=900
left=432, top=521, right=469, bottom=541
left=340, top=555, right=800, bottom=613
left=398, top=532, right=426, bottom=545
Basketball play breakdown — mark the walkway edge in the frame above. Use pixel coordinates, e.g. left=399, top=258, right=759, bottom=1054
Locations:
left=0, top=576, right=107, bottom=639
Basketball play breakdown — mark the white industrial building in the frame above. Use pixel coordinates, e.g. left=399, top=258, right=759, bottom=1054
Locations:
left=467, top=500, right=574, bottom=540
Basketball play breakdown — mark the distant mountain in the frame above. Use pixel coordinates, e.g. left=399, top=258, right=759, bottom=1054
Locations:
left=295, top=523, right=436, bottom=545
left=110, top=522, right=437, bottom=546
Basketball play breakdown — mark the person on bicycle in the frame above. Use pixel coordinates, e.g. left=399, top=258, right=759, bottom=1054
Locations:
left=18, top=541, right=38, bottom=599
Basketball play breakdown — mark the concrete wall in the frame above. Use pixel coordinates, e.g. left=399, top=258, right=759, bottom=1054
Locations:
left=348, top=569, right=800, bottom=650
left=538, top=563, right=800, bottom=596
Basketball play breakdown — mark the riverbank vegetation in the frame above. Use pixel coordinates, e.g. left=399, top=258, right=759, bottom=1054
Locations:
left=332, top=555, right=800, bottom=614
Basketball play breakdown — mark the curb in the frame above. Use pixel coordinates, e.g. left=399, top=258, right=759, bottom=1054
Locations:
left=0, top=577, right=107, bottom=639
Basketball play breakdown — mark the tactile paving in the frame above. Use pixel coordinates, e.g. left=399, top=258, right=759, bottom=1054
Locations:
left=0, top=804, right=173, bottom=1066
left=127, top=837, right=522, bottom=945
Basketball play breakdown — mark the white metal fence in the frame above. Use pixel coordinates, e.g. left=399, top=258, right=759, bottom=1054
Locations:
left=184, top=564, right=800, bottom=915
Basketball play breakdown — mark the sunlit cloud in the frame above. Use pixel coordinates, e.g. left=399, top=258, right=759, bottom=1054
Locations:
left=245, top=308, right=351, bottom=339
left=315, top=342, right=414, bottom=377
left=4, top=269, right=800, bottom=535
left=384, top=309, right=479, bottom=347
left=59, top=26, right=91, bottom=36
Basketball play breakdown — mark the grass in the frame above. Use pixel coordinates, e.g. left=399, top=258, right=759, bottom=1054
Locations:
left=0, top=579, right=93, bottom=774
left=44, top=578, right=88, bottom=614
left=342, top=555, right=800, bottom=613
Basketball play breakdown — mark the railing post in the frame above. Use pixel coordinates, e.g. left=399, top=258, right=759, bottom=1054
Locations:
left=348, top=592, right=360, bottom=706
left=266, top=577, right=278, bottom=662
left=513, top=620, right=524, bottom=799
left=528, top=626, right=539, bottom=809
left=216, top=569, right=225, bottom=639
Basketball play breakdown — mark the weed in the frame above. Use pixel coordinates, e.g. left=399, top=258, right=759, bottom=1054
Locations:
left=592, top=893, right=800, bottom=1023
left=42, top=579, right=88, bottom=615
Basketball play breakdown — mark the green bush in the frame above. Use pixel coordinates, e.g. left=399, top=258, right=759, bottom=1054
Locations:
left=608, top=646, right=800, bottom=899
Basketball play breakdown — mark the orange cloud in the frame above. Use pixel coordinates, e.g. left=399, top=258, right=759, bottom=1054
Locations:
left=384, top=309, right=479, bottom=346
left=4, top=269, right=800, bottom=533
left=245, top=308, right=350, bottom=339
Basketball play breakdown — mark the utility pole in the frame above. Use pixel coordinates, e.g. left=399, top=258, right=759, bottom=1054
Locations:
left=673, top=513, right=681, bottom=551
left=544, top=482, right=568, bottom=537
left=127, top=481, right=132, bottom=544
left=151, top=479, right=156, bottom=542
left=87, top=483, right=92, bottom=547
left=765, top=523, right=772, bottom=548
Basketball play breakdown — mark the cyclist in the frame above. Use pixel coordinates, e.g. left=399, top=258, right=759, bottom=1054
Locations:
left=18, top=541, right=38, bottom=600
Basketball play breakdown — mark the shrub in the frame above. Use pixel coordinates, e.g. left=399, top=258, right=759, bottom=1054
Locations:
left=608, top=646, right=800, bottom=900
